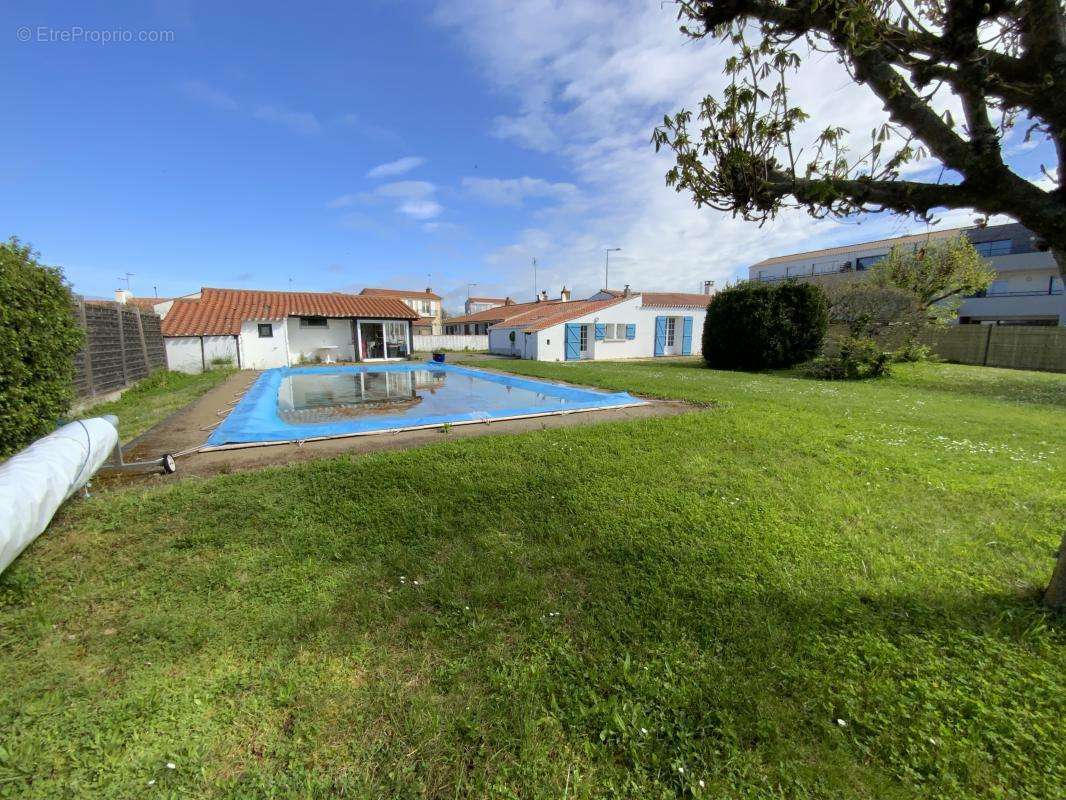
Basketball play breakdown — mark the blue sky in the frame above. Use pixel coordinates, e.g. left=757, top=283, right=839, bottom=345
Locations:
left=1, top=1, right=1055, bottom=312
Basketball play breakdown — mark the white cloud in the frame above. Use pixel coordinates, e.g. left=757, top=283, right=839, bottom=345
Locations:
left=433, top=0, right=1018, bottom=300
left=367, top=156, right=427, bottom=179
left=253, top=105, right=321, bottom=135
left=463, top=176, right=578, bottom=206
left=326, top=194, right=358, bottom=209
left=399, top=200, right=444, bottom=220
left=178, top=80, right=238, bottom=111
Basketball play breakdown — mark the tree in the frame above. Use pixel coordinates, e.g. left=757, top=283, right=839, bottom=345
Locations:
left=652, top=1, right=1066, bottom=606
left=0, top=238, right=84, bottom=455
left=871, top=234, right=995, bottom=313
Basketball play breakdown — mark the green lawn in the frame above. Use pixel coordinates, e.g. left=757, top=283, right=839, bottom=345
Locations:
left=74, top=368, right=234, bottom=443
left=1, top=360, right=1064, bottom=798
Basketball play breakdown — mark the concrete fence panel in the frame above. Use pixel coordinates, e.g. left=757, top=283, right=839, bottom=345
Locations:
left=919, top=325, right=1066, bottom=373
left=73, top=300, right=168, bottom=401
left=413, top=334, right=488, bottom=351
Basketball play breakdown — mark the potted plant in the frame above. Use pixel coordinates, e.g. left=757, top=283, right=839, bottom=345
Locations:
left=432, top=349, right=446, bottom=363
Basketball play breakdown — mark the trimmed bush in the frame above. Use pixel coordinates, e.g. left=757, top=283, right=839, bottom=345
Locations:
left=702, top=282, right=828, bottom=370
left=0, top=239, right=84, bottom=455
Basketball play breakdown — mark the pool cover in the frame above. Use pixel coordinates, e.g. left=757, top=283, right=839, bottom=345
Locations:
left=205, top=363, right=644, bottom=448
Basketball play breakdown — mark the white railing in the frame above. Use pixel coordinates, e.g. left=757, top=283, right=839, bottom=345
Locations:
left=413, top=334, right=488, bottom=352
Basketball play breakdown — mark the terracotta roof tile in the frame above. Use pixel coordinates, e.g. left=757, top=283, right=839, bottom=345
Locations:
left=640, top=292, right=712, bottom=308
left=447, top=298, right=564, bottom=326
left=161, top=287, right=417, bottom=337
left=360, top=287, right=442, bottom=300
left=501, top=295, right=636, bottom=333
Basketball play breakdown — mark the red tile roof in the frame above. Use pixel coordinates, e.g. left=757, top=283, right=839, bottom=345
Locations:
left=501, top=295, right=635, bottom=333
left=125, top=296, right=171, bottom=311
left=360, top=287, right=441, bottom=300
left=446, top=298, right=559, bottom=326
left=641, top=292, right=712, bottom=308
left=161, top=287, right=417, bottom=336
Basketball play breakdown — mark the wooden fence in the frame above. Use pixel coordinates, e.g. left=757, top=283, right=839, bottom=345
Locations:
left=73, top=300, right=168, bottom=400
left=919, top=325, right=1066, bottom=373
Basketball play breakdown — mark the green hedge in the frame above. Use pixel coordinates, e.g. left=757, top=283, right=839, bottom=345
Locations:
left=702, top=282, right=828, bottom=370
left=0, top=239, right=84, bottom=455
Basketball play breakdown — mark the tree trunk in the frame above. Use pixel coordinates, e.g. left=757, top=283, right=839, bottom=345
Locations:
left=1041, top=247, right=1066, bottom=608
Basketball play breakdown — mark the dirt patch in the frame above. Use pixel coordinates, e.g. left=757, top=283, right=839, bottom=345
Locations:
left=105, top=369, right=698, bottom=484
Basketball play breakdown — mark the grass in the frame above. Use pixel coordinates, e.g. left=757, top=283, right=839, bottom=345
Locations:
left=1, top=360, right=1064, bottom=798
left=74, top=368, right=234, bottom=443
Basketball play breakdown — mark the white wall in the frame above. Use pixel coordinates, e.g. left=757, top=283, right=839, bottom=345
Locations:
left=504, top=296, right=708, bottom=362
left=240, top=319, right=290, bottom=369
left=204, top=336, right=239, bottom=367
left=414, top=334, right=488, bottom=351
left=165, top=337, right=205, bottom=373
left=286, top=316, right=357, bottom=362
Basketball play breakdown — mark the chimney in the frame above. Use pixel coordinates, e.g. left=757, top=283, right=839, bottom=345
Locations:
left=623, top=284, right=630, bottom=297
left=426, top=286, right=432, bottom=295
left=560, top=286, right=570, bottom=302
left=540, top=290, right=548, bottom=301
left=115, top=289, right=131, bottom=304
left=505, top=297, right=514, bottom=305
left=702, top=280, right=715, bottom=295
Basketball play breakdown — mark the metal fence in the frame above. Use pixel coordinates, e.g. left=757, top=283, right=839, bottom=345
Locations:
left=73, top=300, right=168, bottom=400
left=919, top=325, right=1066, bottom=373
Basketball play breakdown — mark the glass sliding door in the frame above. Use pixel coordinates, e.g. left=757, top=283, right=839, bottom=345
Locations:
left=385, top=321, right=409, bottom=358
left=358, top=321, right=409, bottom=360
left=359, top=322, right=385, bottom=360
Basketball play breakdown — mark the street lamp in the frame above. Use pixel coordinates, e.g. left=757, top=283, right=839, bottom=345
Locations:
left=604, top=248, right=621, bottom=290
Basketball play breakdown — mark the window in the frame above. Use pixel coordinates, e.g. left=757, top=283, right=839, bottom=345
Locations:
left=418, top=299, right=433, bottom=315
left=665, top=318, right=676, bottom=346
left=856, top=254, right=886, bottom=270
left=257, top=323, right=273, bottom=338
left=603, top=323, right=626, bottom=341
left=579, top=325, right=588, bottom=351
left=973, top=239, right=1012, bottom=257
left=299, top=316, right=328, bottom=328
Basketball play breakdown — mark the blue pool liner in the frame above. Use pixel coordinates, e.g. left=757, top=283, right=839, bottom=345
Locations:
left=205, top=363, right=644, bottom=447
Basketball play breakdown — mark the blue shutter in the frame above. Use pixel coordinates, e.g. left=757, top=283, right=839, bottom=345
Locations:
left=595, top=323, right=606, bottom=341
left=654, top=316, right=667, bottom=357
left=565, top=324, right=581, bottom=361
left=625, top=323, right=636, bottom=340
left=681, top=316, right=693, bottom=355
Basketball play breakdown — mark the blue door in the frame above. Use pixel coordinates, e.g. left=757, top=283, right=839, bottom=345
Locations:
left=565, top=323, right=581, bottom=361
left=654, top=316, right=667, bottom=357
left=681, top=316, right=693, bottom=355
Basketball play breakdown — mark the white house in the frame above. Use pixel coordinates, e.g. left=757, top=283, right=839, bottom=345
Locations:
left=487, top=289, right=711, bottom=361
left=160, top=287, right=419, bottom=373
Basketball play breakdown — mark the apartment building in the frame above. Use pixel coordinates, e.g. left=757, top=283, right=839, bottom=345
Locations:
left=747, top=222, right=1065, bottom=326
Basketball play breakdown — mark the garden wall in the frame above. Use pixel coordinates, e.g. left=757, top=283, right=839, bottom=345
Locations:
left=919, top=325, right=1066, bottom=373
left=73, top=300, right=167, bottom=400
left=413, top=334, right=488, bottom=351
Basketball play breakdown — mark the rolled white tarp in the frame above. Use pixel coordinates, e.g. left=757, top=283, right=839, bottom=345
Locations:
left=0, top=415, right=119, bottom=575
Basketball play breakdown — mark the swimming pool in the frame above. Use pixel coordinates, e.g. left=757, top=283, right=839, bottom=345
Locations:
left=204, top=363, right=644, bottom=448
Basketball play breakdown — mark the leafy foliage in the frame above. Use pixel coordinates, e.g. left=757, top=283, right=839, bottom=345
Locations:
left=652, top=1, right=1066, bottom=277
left=0, top=238, right=83, bottom=455
left=702, top=281, right=828, bottom=369
left=871, top=234, right=995, bottom=315
left=804, top=336, right=892, bottom=380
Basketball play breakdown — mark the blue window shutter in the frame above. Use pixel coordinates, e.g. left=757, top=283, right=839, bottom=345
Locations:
left=681, top=316, right=693, bottom=355
left=565, top=324, right=581, bottom=360
left=625, top=323, right=636, bottom=340
left=595, top=323, right=606, bottom=341
left=654, top=316, right=667, bottom=357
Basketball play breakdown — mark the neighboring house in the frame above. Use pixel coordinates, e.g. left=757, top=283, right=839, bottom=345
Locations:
left=486, top=287, right=711, bottom=361
left=359, top=287, right=442, bottom=334
left=748, top=222, right=1066, bottom=326
left=444, top=298, right=536, bottom=335
left=465, top=296, right=513, bottom=315
left=160, top=287, right=418, bottom=373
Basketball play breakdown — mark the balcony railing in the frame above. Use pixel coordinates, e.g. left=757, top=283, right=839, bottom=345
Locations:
left=966, top=287, right=1063, bottom=298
